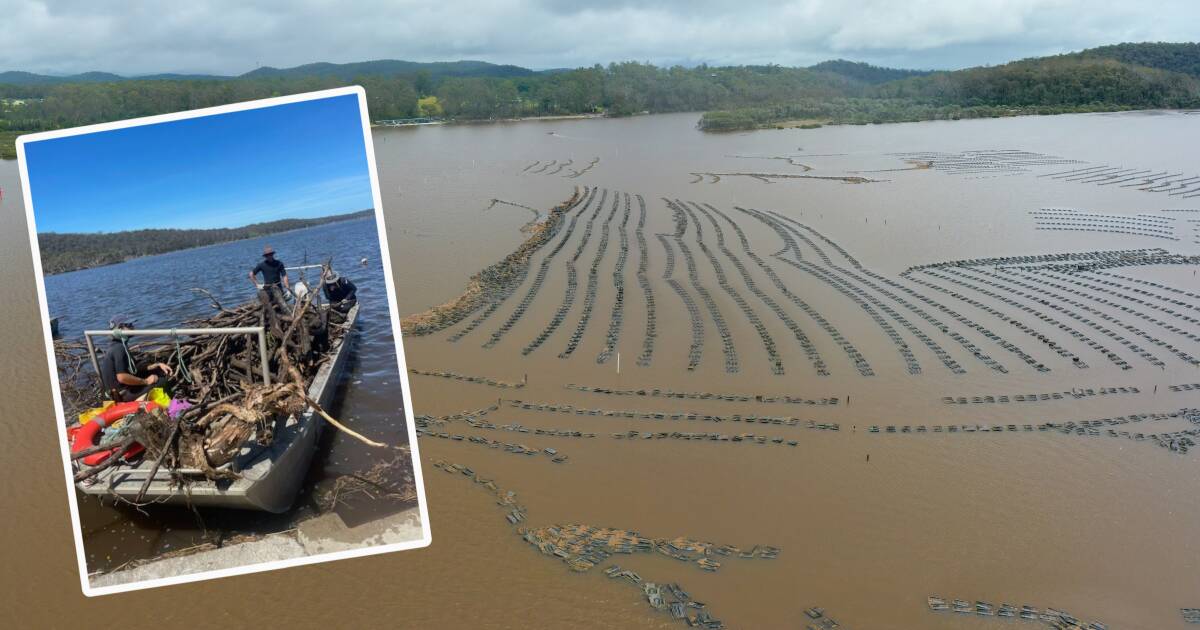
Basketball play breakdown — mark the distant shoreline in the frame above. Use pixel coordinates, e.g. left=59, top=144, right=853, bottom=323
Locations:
left=372, top=112, right=608, bottom=129
left=39, top=210, right=373, bottom=276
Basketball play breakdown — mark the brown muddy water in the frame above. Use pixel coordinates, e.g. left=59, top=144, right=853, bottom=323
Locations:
left=3, top=110, right=1200, bottom=628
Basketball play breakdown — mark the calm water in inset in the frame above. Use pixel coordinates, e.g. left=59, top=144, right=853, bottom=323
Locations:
left=2, top=110, right=1200, bottom=628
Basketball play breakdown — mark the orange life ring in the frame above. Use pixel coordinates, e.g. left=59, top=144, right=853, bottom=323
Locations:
left=70, top=401, right=158, bottom=466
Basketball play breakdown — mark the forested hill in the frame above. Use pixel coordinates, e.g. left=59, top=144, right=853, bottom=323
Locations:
left=2, top=42, right=1198, bottom=157
left=701, top=44, right=1200, bottom=130
left=1074, top=42, right=1200, bottom=78
left=242, top=59, right=537, bottom=81
left=0, top=59, right=537, bottom=85
left=37, top=209, right=373, bottom=275
left=809, top=60, right=933, bottom=84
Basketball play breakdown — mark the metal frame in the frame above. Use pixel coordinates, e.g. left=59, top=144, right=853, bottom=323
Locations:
left=83, top=326, right=271, bottom=386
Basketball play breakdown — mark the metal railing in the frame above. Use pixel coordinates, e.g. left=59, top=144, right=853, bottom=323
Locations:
left=83, top=326, right=271, bottom=386
left=285, top=264, right=324, bottom=272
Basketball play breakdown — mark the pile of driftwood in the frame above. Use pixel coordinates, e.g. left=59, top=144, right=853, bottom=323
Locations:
left=60, top=278, right=383, bottom=501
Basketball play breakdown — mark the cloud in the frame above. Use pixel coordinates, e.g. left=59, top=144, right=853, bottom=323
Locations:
left=0, top=0, right=1196, bottom=75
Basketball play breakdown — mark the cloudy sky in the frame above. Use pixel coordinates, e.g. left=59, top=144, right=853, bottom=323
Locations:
left=4, top=0, right=1197, bottom=76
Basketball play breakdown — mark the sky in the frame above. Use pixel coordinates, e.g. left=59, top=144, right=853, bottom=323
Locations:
left=1, top=1, right=1196, bottom=76
left=23, top=93, right=375, bottom=233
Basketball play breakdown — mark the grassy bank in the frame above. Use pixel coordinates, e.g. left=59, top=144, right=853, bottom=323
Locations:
left=0, top=131, right=18, bottom=160
left=698, top=99, right=1140, bottom=132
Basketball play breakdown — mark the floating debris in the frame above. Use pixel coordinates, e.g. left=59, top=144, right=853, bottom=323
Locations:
left=507, top=399, right=840, bottom=432
left=564, top=157, right=600, bottom=179
left=522, top=189, right=609, bottom=355
left=1038, top=163, right=1200, bottom=196
left=632, top=194, right=658, bottom=367
left=596, top=192, right=632, bottom=364
left=803, top=606, right=849, bottom=630
left=692, top=171, right=877, bottom=184
left=929, top=595, right=1106, bottom=628
left=403, top=188, right=584, bottom=336
left=886, top=149, right=1079, bottom=176
left=664, top=198, right=739, bottom=372
left=941, top=386, right=1140, bottom=405
left=520, top=523, right=777, bottom=576
left=409, top=368, right=526, bottom=389
left=558, top=189, right=620, bottom=359
left=480, top=186, right=598, bottom=347
left=565, top=383, right=839, bottom=405
left=418, top=430, right=569, bottom=462
left=1031, top=208, right=1179, bottom=241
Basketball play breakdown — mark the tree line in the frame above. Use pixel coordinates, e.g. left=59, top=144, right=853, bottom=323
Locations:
left=2, top=42, right=1198, bottom=157
left=38, top=209, right=373, bottom=274
left=701, top=54, right=1200, bottom=131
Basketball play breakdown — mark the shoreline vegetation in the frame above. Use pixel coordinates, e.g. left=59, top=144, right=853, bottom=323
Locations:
left=400, top=188, right=582, bottom=336
left=697, top=101, right=1148, bottom=132
left=372, top=113, right=608, bottom=128
left=37, top=209, right=373, bottom=275
left=3, top=43, right=1199, bottom=159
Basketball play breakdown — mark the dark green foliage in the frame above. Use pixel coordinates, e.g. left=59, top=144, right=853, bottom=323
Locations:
left=1075, top=42, right=1200, bottom=78
left=37, top=210, right=374, bottom=275
left=703, top=46, right=1200, bottom=131
left=809, top=59, right=933, bottom=84
left=874, top=57, right=1199, bottom=107
left=0, top=131, right=17, bottom=159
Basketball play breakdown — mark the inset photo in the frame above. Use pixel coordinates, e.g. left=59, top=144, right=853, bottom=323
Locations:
left=17, top=87, right=429, bottom=595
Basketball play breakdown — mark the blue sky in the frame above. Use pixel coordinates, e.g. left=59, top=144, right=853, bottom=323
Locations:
left=24, top=93, right=374, bottom=233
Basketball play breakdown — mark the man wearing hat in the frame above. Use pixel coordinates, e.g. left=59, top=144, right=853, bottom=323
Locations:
left=98, top=315, right=175, bottom=403
left=321, top=268, right=357, bottom=313
left=249, top=245, right=291, bottom=311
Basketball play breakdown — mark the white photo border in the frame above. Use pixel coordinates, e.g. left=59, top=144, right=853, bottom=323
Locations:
left=16, top=85, right=432, bottom=597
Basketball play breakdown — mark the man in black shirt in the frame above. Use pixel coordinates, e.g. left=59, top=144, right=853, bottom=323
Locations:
left=249, top=245, right=290, bottom=311
left=321, top=270, right=357, bottom=313
left=97, top=316, right=174, bottom=403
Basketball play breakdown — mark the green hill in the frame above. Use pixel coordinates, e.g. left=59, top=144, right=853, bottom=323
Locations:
left=701, top=43, right=1200, bottom=130
left=1075, top=42, right=1200, bottom=78
left=240, top=59, right=537, bottom=81
left=809, top=59, right=932, bottom=84
left=0, top=59, right=540, bottom=87
left=0, top=70, right=126, bottom=85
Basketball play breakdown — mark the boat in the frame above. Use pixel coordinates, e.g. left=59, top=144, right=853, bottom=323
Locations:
left=74, top=303, right=359, bottom=512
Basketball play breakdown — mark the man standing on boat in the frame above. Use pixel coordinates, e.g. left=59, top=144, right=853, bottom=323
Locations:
left=98, top=316, right=175, bottom=403
left=249, top=245, right=291, bottom=311
left=321, top=269, right=357, bottom=313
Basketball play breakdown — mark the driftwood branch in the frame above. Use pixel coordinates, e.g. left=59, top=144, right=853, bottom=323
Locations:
left=190, top=287, right=229, bottom=312
left=303, top=394, right=386, bottom=448
left=135, top=422, right=180, bottom=502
